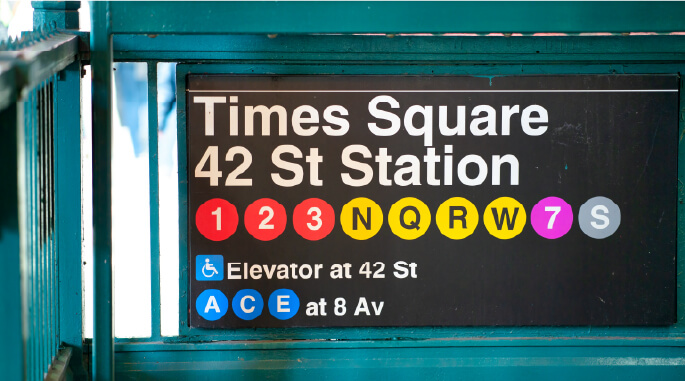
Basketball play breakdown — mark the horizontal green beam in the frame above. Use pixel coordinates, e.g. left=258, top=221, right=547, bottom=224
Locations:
left=113, top=34, right=685, bottom=63
left=109, top=1, right=685, bottom=34
left=114, top=345, right=685, bottom=380
left=114, top=337, right=685, bottom=352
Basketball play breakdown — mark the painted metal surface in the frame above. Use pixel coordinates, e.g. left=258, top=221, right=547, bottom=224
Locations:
left=32, top=1, right=81, bottom=31
left=113, top=344, right=685, bottom=380
left=108, top=1, right=685, bottom=34
left=0, top=21, right=81, bottom=379
left=0, top=101, right=23, bottom=381
left=55, top=61, right=86, bottom=380
left=20, top=75, right=61, bottom=381
left=112, top=34, right=685, bottom=63
left=0, top=5, right=86, bottom=381
left=79, top=0, right=685, bottom=379
left=147, top=62, right=162, bottom=340
left=90, top=1, right=115, bottom=380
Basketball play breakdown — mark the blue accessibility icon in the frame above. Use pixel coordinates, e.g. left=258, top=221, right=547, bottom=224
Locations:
left=196, top=289, right=228, bottom=321
left=196, top=255, right=223, bottom=281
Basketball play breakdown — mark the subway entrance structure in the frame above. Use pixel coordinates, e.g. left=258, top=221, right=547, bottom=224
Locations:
left=2, top=1, right=685, bottom=380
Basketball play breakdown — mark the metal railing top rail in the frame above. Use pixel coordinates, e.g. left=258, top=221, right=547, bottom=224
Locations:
left=0, top=31, right=79, bottom=110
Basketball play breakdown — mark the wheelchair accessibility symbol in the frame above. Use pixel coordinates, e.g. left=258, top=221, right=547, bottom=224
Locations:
left=196, top=255, right=224, bottom=281
left=203, top=259, right=218, bottom=277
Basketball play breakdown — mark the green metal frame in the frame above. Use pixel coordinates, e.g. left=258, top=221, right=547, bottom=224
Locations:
left=114, top=40, right=685, bottom=380
left=87, top=0, right=685, bottom=379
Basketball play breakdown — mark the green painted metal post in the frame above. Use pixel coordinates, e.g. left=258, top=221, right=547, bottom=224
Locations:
left=91, top=1, right=115, bottom=380
left=0, top=101, right=23, bottom=381
left=56, top=61, right=87, bottom=380
left=147, top=62, right=162, bottom=340
left=32, top=1, right=81, bottom=30
left=26, top=89, right=36, bottom=381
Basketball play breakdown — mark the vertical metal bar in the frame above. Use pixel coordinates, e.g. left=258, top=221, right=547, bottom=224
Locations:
left=43, top=82, right=49, bottom=364
left=26, top=92, right=31, bottom=381
left=50, top=78, right=56, bottom=362
left=50, top=78, right=56, bottom=363
left=36, top=85, right=41, bottom=376
left=55, top=62, right=87, bottom=379
left=37, top=86, right=42, bottom=378
left=42, top=81, right=48, bottom=374
left=91, top=1, right=114, bottom=380
left=175, top=68, right=189, bottom=334
left=38, top=82, right=45, bottom=375
left=40, top=82, right=46, bottom=372
left=147, top=62, right=162, bottom=339
left=33, top=86, right=39, bottom=381
left=29, top=89, right=37, bottom=381
left=20, top=96, right=27, bottom=381
left=49, top=78, right=55, bottom=361
left=40, top=82, right=46, bottom=373
left=33, top=87, right=39, bottom=380
left=48, top=78, right=56, bottom=360
left=25, top=92, right=32, bottom=381
left=42, top=81, right=48, bottom=375
left=43, top=80, right=49, bottom=372
left=678, top=76, right=685, bottom=331
left=27, top=90, right=33, bottom=381
left=35, top=84, right=41, bottom=378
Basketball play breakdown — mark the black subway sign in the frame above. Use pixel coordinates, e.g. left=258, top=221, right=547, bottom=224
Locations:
left=186, top=75, right=677, bottom=328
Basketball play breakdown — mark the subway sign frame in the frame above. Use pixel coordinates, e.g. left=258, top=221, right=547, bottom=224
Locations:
left=177, top=63, right=680, bottom=337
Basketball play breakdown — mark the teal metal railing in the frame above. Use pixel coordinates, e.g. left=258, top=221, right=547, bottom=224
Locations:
left=0, top=4, right=84, bottom=378
left=23, top=74, right=58, bottom=381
